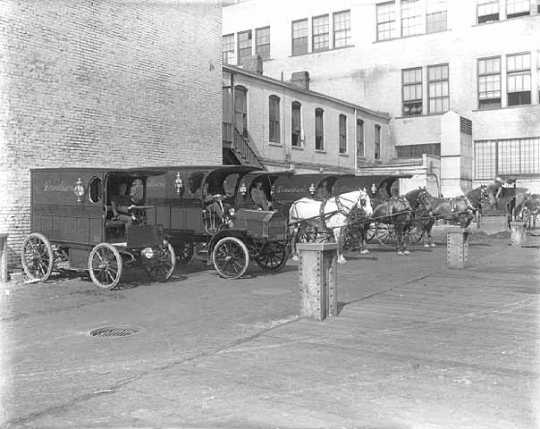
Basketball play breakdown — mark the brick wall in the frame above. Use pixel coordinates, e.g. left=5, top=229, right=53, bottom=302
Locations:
left=0, top=0, right=222, bottom=268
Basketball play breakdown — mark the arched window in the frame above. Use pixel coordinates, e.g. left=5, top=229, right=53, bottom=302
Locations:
left=88, top=177, right=102, bottom=203
left=291, top=101, right=302, bottom=147
left=315, top=108, right=324, bottom=151
left=269, top=95, right=280, bottom=143
left=339, top=114, right=347, bottom=154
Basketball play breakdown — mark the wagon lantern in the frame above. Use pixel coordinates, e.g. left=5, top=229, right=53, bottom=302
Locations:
left=270, top=184, right=275, bottom=196
left=308, top=183, right=316, bottom=196
left=73, top=178, right=85, bottom=203
left=239, top=182, right=247, bottom=196
left=174, top=172, right=184, bottom=196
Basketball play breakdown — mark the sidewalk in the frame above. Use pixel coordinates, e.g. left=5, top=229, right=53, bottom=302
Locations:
left=1, top=236, right=539, bottom=428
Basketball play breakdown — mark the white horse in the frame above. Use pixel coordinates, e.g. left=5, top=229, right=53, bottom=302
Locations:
left=289, top=190, right=373, bottom=264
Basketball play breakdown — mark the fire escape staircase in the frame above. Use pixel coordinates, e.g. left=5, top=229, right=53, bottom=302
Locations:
left=222, top=123, right=264, bottom=169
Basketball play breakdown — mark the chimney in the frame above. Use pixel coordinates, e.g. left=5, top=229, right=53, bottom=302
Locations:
left=242, top=55, right=263, bottom=75
left=290, top=71, right=310, bottom=90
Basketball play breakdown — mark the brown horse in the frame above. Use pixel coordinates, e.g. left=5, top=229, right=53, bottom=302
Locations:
left=405, top=186, right=488, bottom=246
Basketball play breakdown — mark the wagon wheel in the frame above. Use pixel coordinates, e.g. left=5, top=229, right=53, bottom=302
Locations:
left=88, top=243, right=123, bottom=289
left=212, top=236, right=250, bottom=279
left=254, top=241, right=289, bottom=273
left=365, top=223, right=378, bottom=243
left=175, top=240, right=194, bottom=264
left=21, top=232, right=54, bottom=282
left=407, top=223, right=424, bottom=244
left=144, top=241, right=176, bottom=282
left=367, top=223, right=392, bottom=245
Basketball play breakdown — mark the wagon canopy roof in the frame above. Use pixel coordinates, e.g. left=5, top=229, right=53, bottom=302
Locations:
left=333, top=174, right=413, bottom=191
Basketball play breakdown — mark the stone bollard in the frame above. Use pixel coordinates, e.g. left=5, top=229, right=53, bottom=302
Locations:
left=297, top=242, right=338, bottom=321
left=0, top=233, right=8, bottom=283
left=509, top=221, right=527, bottom=247
left=446, top=226, right=469, bottom=269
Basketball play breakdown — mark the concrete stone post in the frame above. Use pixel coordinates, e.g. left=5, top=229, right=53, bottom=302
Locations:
left=297, top=242, right=338, bottom=321
left=509, top=221, right=527, bottom=247
left=0, top=233, right=8, bottom=283
left=446, top=227, right=469, bottom=269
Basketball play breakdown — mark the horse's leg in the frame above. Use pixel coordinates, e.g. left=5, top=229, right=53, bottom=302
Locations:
left=360, top=223, right=370, bottom=254
left=396, top=223, right=404, bottom=255
left=335, top=227, right=347, bottom=264
left=403, top=223, right=411, bottom=254
left=290, top=224, right=299, bottom=261
left=428, top=219, right=436, bottom=247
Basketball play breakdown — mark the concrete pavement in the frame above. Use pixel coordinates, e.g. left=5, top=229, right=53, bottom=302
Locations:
left=1, top=232, right=539, bottom=428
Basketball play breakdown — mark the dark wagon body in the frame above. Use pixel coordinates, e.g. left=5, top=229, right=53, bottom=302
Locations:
left=136, top=165, right=290, bottom=278
left=21, top=168, right=176, bottom=289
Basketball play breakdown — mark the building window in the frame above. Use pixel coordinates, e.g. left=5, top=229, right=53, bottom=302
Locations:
left=339, top=114, right=347, bottom=154
left=474, top=138, right=540, bottom=179
left=291, top=101, right=302, bottom=147
left=396, top=143, right=441, bottom=158
left=477, top=0, right=499, bottom=23
left=333, top=10, right=351, bottom=48
left=222, top=34, right=235, bottom=64
left=478, top=56, right=501, bottom=110
left=255, top=26, right=270, bottom=60
left=312, top=14, right=329, bottom=52
left=292, top=19, right=308, bottom=56
left=426, top=0, right=447, bottom=33
left=474, top=141, right=497, bottom=179
left=401, top=0, right=423, bottom=37
left=538, top=0, right=540, bottom=13
left=237, top=30, right=252, bottom=66
left=374, top=125, right=381, bottom=160
left=506, top=0, right=530, bottom=18
left=428, top=64, right=449, bottom=113
left=315, top=108, right=324, bottom=151
left=356, top=119, right=364, bottom=157
left=402, top=67, right=423, bottom=116
left=269, top=95, right=280, bottom=143
left=507, top=52, right=531, bottom=106
left=376, top=1, right=397, bottom=41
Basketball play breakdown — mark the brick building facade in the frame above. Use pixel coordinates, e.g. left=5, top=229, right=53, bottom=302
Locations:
left=223, top=0, right=540, bottom=194
left=0, top=0, right=222, bottom=267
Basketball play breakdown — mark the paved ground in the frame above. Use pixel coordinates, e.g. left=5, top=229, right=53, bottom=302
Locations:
left=1, top=229, right=539, bottom=428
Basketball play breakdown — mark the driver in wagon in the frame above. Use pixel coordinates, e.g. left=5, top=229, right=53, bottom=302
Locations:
left=110, top=178, right=145, bottom=224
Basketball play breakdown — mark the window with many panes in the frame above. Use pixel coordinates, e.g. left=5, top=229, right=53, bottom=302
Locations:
left=402, top=67, right=423, bottom=116
left=426, top=0, right=447, bottom=33
left=506, top=0, right=530, bottom=18
left=255, top=27, right=270, bottom=60
left=237, top=30, right=252, bottom=65
left=356, top=119, right=364, bottom=158
left=374, top=125, right=381, bottom=160
left=333, top=10, right=351, bottom=48
left=315, top=108, right=324, bottom=151
left=312, top=14, right=329, bottom=52
left=376, top=2, right=397, bottom=41
left=507, top=52, right=531, bottom=106
left=478, top=57, right=501, bottom=109
left=269, top=95, right=280, bottom=143
left=222, top=34, right=235, bottom=64
left=428, top=64, right=449, bottom=113
left=477, top=0, right=499, bottom=23
left=474, top=138, right=540, bottom=179
left=401, top=0, right=423, bottom=36
left=538, top=0, right=540, bottom=12
left=291, top=102, right=302, bottom=147
left=292, top=19, right=308, bottom=56
left=339, top=114, right=347, bottom=154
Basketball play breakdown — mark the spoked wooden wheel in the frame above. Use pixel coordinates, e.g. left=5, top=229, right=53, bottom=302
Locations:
left=212, top=236, right=249, bottom=279
left=367, top=223, right=393, bottom=244
left=144, top=241, right=176, bottom=282
left=175, top=241, right=194, bottom=265
left=254, top=241, right=288, bottom=273
left=21, top=232, right=54, bottom=281
left=88, top=243, right=123, bottom=289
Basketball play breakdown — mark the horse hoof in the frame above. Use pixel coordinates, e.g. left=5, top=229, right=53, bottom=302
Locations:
left=292, top=255, right=299, bottom=261
left=397, top=251, right=404, bottom=256
left=430, top=243, right=436, bottom=247
left=337, top=258, right=347, bottom=264
left=360, top=249, right=370, bottom=255
left=424, top=243, right=430, bottom=248
left=403, top=250, right=411, bottom=255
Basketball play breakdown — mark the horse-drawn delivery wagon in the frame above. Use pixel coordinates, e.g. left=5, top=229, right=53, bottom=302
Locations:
left=21, top=168, right=176, bottom=289
left=140, top=165, right=291, bottom=278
